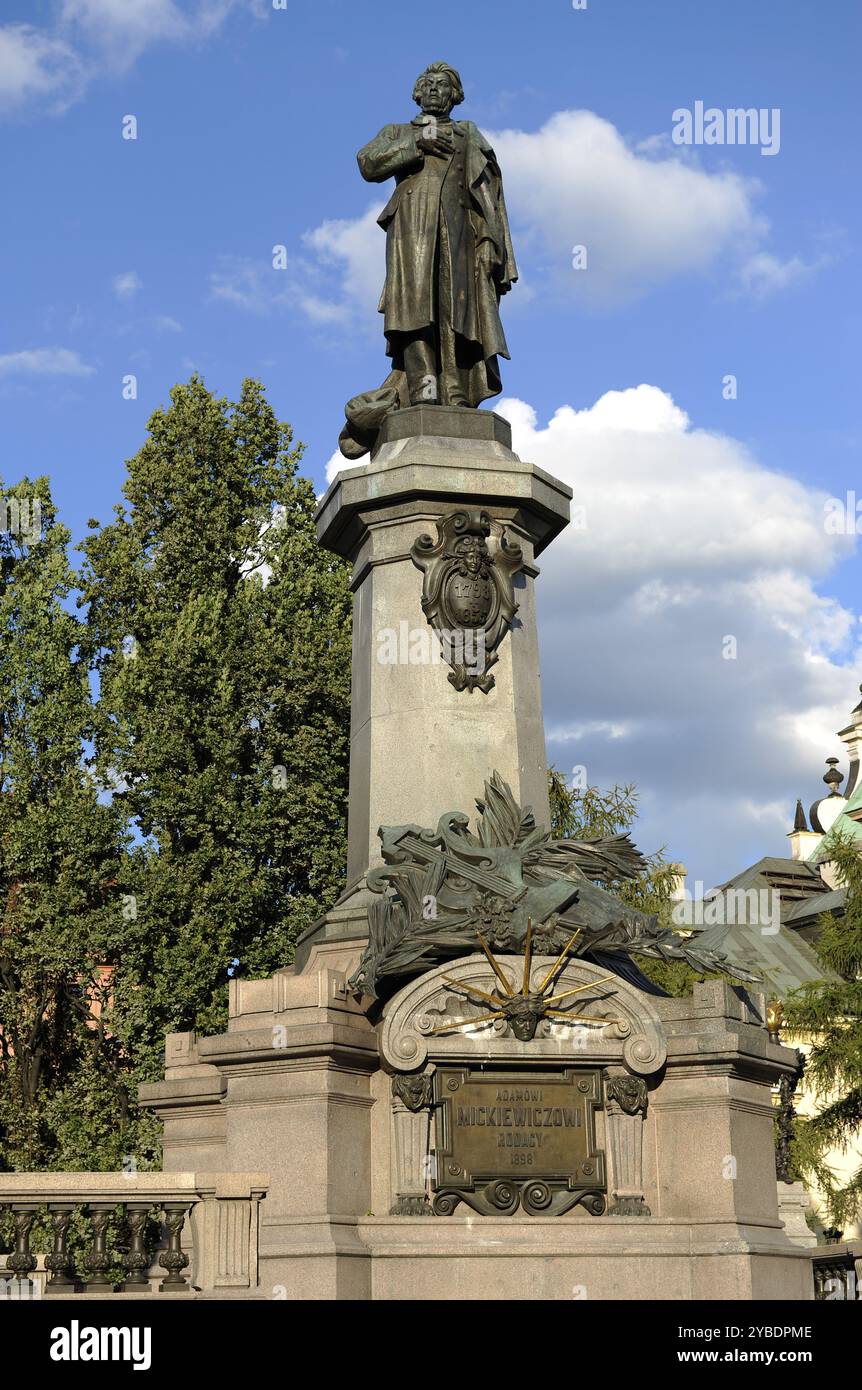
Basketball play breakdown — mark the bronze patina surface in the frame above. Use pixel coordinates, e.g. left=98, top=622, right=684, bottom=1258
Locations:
left=339, top=60, right=518, bottom=458
left=431, top=1066, right=606, bottom=1216
left=350, top=771, right=760, bottom=1001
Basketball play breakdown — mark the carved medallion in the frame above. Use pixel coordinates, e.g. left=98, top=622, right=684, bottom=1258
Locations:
left=411, top=509, right=523, bottom=693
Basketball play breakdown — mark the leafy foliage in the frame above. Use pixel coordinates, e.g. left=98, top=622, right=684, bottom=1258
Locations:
left=548, top=770, right=639, bottom=842
left=0, top=478, right=131, bottom=1170
left=77, top=377, right=353, bottom=1140
left=783, top=830, right=862, bottom=1226
left=0, top=378, right=353, bottom=1172
left=547, top=768, right=712, bottom=995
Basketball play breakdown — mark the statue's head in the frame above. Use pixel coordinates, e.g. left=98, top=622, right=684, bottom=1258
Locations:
left=412, top=62, right=464, bottom=117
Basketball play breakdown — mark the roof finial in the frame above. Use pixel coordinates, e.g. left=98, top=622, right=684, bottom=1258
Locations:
left=823, top=757, right=844, bottom=795
left=793, top=799, right=808, bottom=832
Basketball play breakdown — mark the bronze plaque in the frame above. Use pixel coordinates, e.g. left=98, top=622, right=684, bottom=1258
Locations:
left=431, top=1068, right=606, bottom=1217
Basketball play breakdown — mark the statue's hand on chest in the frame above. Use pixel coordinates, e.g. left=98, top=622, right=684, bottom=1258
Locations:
left=415, top=123, right=456, bottom=159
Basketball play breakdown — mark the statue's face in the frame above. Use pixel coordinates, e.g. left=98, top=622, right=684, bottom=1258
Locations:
left=418, top=71, right=455, bottom=117
left=503, top=994, right=545, bottom=1043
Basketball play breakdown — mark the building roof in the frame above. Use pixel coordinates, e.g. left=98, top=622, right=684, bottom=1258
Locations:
left=783, top=887, right=846, bottom=925
left=803, top=683, right=862, bottom=857
left=713, top=856, right=833, bottom=909
left=720, top=920, right=837, bottom=999
left=708, top=856, right=841, bottom=995
left=821, top=769, right=862, bottom=837
left=811, top=803, right=862, bottom=860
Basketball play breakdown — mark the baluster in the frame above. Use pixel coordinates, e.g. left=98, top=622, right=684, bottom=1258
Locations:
left=7, top=1207, right=37, bottom=1293
left=113, top=1204, right=130, bottom=1286
left=124, top=1204, right=152, bottom=1288
left=0, top=1202, right=10, bottom=1284
left=45, top=1205, right=77, bottom=1290
left=82, top=1205, right=113, bottom=1288
left=158, top=1203, right=191, bottom=1291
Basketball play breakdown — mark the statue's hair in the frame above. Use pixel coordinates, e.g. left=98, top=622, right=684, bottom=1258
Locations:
left=412, top=62, right=464, bottom=108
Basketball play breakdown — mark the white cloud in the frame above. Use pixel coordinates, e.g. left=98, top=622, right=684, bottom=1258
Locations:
left=324, top=448, right=345, bottom=486
left=208, top=257, right=288, bottom=314
left=59, top=0, right=250, bottom=68
left=208, top=250, right=359, bottom=327
left=113, top=270, right=143, bottom=300
left=301, top=203, right=387, bottom=324
left=494, top=387, right=861, bottom=886
left=1, top=3, right=258, bottom=116
left=0, top=24, right=85, bottom=115
left=296, top=294, right=351, bottom=326
left=61, top=0, right=188, bottom=63
left=114, top=312, right=184, bottom=337
left=735, top=250, right=830, bottom=300
left=209, top=207, right=387, bottom=329
left=0, top=347, right=95, bottom=377
left=505, top=386, right=846, bottom=583
left=489, top=110, right=766, bottom=305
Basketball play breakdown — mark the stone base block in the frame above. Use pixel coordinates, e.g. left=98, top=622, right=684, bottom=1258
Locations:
left=252, top=1215, right=812, bottom=1301
left=777, top=1181, right=818, bottom=1248
left=258, top=1217, right=372, bottom=1300
left=294, top=882, right=371, bottom=974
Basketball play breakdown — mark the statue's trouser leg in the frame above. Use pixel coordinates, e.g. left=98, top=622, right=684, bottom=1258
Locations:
left=403, top=330, right=438, bottom=404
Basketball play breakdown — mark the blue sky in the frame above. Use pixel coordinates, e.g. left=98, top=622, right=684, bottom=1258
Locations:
left=2, top=0, right=860, bottom=887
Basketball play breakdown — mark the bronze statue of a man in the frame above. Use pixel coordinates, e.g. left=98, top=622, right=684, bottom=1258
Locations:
left=339, top=62, right=518, bottom=458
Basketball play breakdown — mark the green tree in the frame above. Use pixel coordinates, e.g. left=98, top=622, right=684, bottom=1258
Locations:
left=0, top=478, right=130, bottom=1170
left=783, top=829, right=862, bottom=1227
left=79, top=377, right=352, bottom=1124
left=547, top=767, right=706, bottom=995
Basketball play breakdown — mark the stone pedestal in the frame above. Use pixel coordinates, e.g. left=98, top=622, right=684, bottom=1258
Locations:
left=140, top=969, right=814, bottom=1301
left=140, top=966, right=379, bottom=1299
left=296, top=408, right=570, bottom=970
left=140, top=412, right=814, bottom=1300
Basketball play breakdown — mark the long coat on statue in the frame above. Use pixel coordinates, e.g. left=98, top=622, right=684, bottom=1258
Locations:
left=357, top=116, right=518, bottom=405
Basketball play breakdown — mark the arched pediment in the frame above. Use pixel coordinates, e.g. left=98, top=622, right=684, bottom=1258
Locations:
left=380, top=953, right=667, bottom=1076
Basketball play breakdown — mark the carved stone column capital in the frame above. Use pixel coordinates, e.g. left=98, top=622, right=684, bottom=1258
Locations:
left=605, top=1072, right=649, bottom=1118
left=390, top=1071, right=434, bottom=1215
left=604, top=1069, right=650, bottom=1216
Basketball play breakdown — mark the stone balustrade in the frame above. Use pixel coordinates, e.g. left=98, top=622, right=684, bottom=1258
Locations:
left=0, top=1171, right=268, bottom=1298
left=811, top=1241, right=861, bottom=1301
